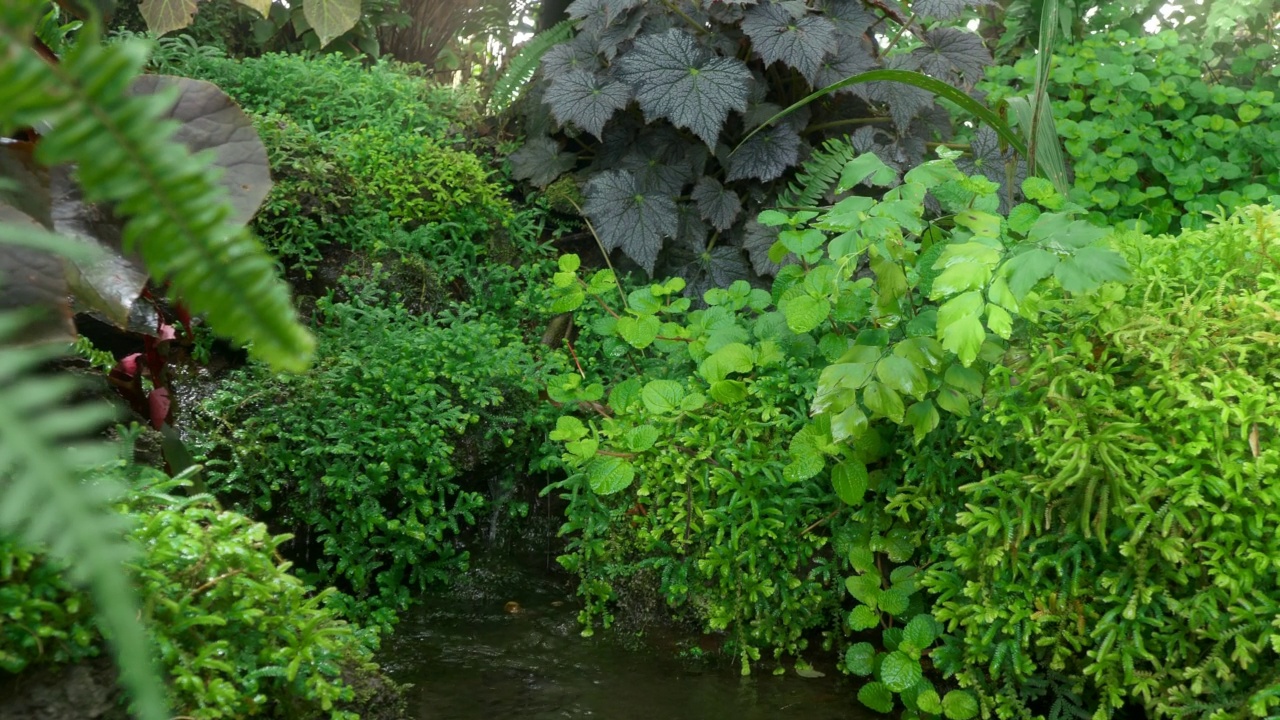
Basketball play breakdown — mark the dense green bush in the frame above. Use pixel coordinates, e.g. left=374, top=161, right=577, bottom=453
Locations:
left=930, top=205, right=1280, bottom=719
left=195, top=276, right=562, bottom=625
left=541, top=150, right=1124, bottom=716
left=985, top=29, right=1280, bottom=233
left=1, top=462, right=379, bottom=719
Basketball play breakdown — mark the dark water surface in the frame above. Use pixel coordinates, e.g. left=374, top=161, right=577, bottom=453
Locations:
left=378, top=557, right=872, bottom=720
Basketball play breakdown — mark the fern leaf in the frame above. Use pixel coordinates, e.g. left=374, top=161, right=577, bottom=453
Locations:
left=489, top=20, right=574, bottom=115
left=777, top=135, right=858, bottom=209
left=0, top=312, right=167, bottom=720
left=0, top=10, right=314, bottom=372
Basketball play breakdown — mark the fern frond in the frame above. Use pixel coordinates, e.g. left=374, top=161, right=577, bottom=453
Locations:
left=776, top=135, right=858, bottom=209
left=0, top=3, right=314, bottom=372
left=0, top=312, right=167, bottom=720
left=488, top=20, right=574, bottom=115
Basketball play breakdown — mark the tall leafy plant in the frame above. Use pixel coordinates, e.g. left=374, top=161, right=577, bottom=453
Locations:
left=0, top=3, right=313, bottom=717
left=509, top=0, right=1002, bottom=295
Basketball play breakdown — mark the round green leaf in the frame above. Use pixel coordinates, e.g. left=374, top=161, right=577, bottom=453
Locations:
left=641, top=379, right=686, bottom=414
left=624, top=425, right=659, bottom=452
left=617, top=315, right=661, bottom=348
left=832, top=459, right=869, bottom=505
left=849, top=604, right=880, bottom=631
left=857, top=681, right=895, bottom=714
left=878, top=587, right=910, bottom=616
left=916, top=689, right=943, bottom=715
left=880, top=651, right=923, bottom=693
left=901, top=614, right=939, bottom=652
left=586, top=456, right=635, bottom=495
left=942, top=690, right=979, bottom=720
left=845, top=642, right=876, bottom=676
left=782, top=294, right=830, bottom=333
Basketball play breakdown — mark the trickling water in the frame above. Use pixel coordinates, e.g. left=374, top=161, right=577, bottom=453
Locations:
left=378, top=555, right=873, bottom=720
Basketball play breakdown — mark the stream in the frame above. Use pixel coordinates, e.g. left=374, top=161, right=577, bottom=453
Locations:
left=377, top=553, right=874, bottom=720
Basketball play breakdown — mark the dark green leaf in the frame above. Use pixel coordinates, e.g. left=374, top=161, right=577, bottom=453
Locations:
left=858, top=681, right=895, bottom=714
left=582, top=169, right=678, bottom=273
left=509, top=136, right=577, bottom=187
left=545, top=69, right=632, bottom=139
left=910, top=28, right=991, bottom=88
left=832, top=459, right=868, bottom=505
left=845, top=642, right=876, bottom=676
left=881, top=650, right=923, bottom=693
left=901, top=614, right=939, bottom=651
left=912, top=0, right=992, bottom=20
left=618, top=29, right=751, bottom=148
left=726, top=122, right=802, bottom=182
left=741, top=3, right=837, bottom=83
left=587, top=456, right=635, bottom=494
left=943, top=690, right=980, bottom=720
left=691, top=176, right=741, bottom=231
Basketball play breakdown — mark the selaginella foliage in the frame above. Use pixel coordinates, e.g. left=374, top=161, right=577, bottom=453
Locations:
left=931, top=205, right=1280, bottom=719
left=511, top=0, right=1001, bottom=293
left=984, top=27, right=1280, bottom=233
left=1, top=459, right=376, bottom=719
left=541, top=150, right=1128, bottom=717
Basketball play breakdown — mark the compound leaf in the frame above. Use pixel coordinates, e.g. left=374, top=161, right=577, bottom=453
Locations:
left=545, top=69, right=632, bottom=138
left=509, top=136, right=577, bottom=187
left=741, top=3, right=838, bottom=84
left=618, top=29, right=751, bottom=149
left=726, top=121, right=801, bottom=182
left=582, top=170, right=678, bottom=273
left=691, top=176, right=742, bottom=231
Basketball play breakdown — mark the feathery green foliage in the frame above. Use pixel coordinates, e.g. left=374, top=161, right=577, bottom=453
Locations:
left=775, top=136, right=860, bottom=210
left=490, top=20, right=573, bottom=115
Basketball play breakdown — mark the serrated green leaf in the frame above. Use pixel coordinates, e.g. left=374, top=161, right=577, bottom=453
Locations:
left=709, top=379, right=749, bottom=404
left=726, top=122, right=802, bottom=182
left=942, top=690, right=979, bottom=720
left=624, top=425, right=659, bottom=452
left=881, top=651, right=923, bottom=693
left=917, top=689, right=943, bottom=715
left=641, top=379, right=686, bottom=414
left=609, top=378, right=643, bottom=414
left=846, top=573, right=881, bottom=604
left=550, top=416, right=588, bottom=442
left=691, top=176, right=741, bottom=231
left=587, top=456, right=635, bottom=494
left=901, top=615, right=939, bottom=652
left=849, top=604, right=881, bottom=631
left=878, top=588, right=910, bottom=616
left=845, top=642, right=877, bottom=676
left=858, top=681, right=895, bottom=714
left=616, top=315, right=661, bottom=348
left=832, top=459, right=868, bottom=505
left=699, top=342, right=754, bottom=382
left=617, top=29, right=751, bottom=148
left=782, top=294, right=830, bottom=333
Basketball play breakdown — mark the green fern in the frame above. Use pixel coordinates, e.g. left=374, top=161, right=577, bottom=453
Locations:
left=0, top=309, right=167, bottom=720
left=776, top=135, right=858, bottom=209
left=488, top=20, right=574, bottom=115
left=0, top=5, right=314, bottom=372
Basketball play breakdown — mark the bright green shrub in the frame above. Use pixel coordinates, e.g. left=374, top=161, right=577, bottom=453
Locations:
left=985, top=29, right=1280, bottom=233
left=154, top=50, right=477, bottom=137
left=1, top=466, right=379, bottom=719
left=343, top=126, right=510, bottom=229
left=541, top=151, right=1125, bottom=703
left=196, top=283, right=560, bottom=625
left=931, top=206, right=1280, bottom=718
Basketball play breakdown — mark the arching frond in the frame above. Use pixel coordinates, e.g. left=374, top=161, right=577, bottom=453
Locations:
left=489, top=20, right=574, bottom=115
